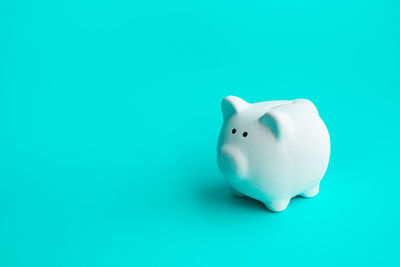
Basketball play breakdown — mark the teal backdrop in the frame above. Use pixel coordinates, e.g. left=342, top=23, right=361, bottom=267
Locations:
left=1, top=0, right=399, bottom=266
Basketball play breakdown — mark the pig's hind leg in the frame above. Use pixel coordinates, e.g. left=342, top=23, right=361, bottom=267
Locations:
left=300, top=184, right=319, bottom=198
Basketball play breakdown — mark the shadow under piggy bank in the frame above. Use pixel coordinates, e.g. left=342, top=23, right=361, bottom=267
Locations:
left=198, top=179, right=267, bottom=212
left=198, top=177, right=310, bottom=213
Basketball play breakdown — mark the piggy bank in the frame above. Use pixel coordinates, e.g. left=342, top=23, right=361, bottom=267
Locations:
left=217, top=96, right=330, bottom=212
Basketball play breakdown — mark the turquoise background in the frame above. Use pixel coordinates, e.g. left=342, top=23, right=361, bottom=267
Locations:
left=1, top=0, right=399, bottom=266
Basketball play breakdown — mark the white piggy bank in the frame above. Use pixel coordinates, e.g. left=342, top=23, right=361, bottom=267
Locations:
left=217, top=96, right=330, bottom=212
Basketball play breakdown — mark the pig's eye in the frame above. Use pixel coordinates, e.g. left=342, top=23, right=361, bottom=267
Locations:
left=232, top=128, right=237, bottom=134
left=243, top=132, right=248, bottom=137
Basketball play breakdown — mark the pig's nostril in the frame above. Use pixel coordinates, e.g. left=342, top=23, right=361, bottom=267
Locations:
left=232, top=128, right=236, bottom=134
left=243, top=132, right=248, bottom=137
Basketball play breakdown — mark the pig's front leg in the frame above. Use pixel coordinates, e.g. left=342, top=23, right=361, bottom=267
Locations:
left=230, top=187, right=245, bottom=198
left=264, top=199, right=290, bottom=212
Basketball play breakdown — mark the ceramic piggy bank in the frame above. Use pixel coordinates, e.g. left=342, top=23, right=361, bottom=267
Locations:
left=217, top=96, right=330, bottom=212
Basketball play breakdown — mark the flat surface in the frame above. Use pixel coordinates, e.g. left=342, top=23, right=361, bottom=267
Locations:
left=1, top=0, right=399, bottom=266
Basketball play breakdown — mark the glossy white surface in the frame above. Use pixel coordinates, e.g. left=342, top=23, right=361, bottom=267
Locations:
left=217, top=96, right=330, bottom=212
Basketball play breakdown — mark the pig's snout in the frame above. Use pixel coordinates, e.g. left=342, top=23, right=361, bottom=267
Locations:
left=218, top=146, right=248, bottom=179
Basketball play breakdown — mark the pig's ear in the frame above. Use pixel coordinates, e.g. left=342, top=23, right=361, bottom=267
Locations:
left=221, top=96, right=249, bottom=120
left=259, top=111, right=291, bottom=140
